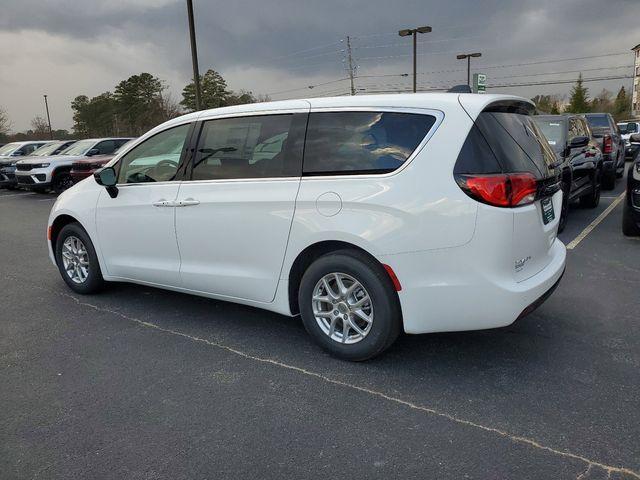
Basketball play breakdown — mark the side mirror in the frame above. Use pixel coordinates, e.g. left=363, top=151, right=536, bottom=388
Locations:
left=569, top=136, right=589, bottom=149
left=94, top=167, right=118, bottom=198
left=86, top=148, right=100, bottom=157
left=12, top=150, right=25, bottom=157
left=630, top=133, right=640, bottom=144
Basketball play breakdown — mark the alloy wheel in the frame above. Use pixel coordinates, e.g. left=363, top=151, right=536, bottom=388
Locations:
left=312, top=272, right=374, bottom=344
left=61, top=236, right=90, bottom=284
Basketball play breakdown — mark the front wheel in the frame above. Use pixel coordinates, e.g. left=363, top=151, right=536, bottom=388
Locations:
left=298, top=250, right=402, bottom=361
left=52, top=172, right=74, bottom=194
left=55, top=223, right=105, bottom=294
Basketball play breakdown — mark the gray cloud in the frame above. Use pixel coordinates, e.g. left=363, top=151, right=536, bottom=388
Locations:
left=1, top=0, right=638, bottom=131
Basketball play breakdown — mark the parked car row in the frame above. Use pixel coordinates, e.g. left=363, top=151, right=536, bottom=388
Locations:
left=0, top=137, right=132, bottom=193
left=623, top=133, right=640, bottom=236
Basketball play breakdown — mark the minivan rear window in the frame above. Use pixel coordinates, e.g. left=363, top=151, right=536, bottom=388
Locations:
left=303, top=111, right=436, bottom=175
left=455, top=110, right=557, bottom=178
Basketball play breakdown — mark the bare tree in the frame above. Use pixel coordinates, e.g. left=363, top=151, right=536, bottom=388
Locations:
left=0, top=106, right=11, bottom=137
left=30, top=115, right=50, bottom=139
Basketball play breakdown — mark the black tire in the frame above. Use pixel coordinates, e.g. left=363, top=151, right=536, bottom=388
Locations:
left=602, top=169, right=616, bottom=190
left=557, top=183, right=569, bottom=233
left=55, top=223, right=105, bottom=294
left=298, top=249, right=402, bottom=361
left=52, top=172, right=74, bottom=194
left=579, top=168, right=601, bottom=209
left=622, top=199, right=640, bottom=236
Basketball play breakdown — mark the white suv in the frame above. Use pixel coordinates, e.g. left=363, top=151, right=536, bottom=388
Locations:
left=16, top=137, right=132, bottom=193
left=47, top=94, right=566, bottom=360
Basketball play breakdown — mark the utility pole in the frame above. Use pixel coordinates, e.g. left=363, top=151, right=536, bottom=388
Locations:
left=398, top=26, right=432, bottom=93
left=186, top=0, right=202, bottom=110
left=456, top=52, right=482, bottom=86
left=346, top=36, right=356, bottom=95
left=43, top=94, right=53, bottom=139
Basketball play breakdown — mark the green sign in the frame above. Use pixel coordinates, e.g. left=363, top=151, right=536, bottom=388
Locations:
left=473, top=73, right=487, bottom=94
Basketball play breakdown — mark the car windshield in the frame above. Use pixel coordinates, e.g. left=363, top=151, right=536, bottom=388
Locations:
left=534, top=118, right=566, bottom=152
left=60, top=139, right=95, bottom=156
left=585, top=115, right=610, bottom=129
left=618, top=122, right=638, bottom=134
left=29, top=142, right=61, bottom=156
left=0, top=143, right=21, bottom=156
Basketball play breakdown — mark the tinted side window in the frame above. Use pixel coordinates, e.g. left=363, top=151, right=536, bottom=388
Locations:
left=472, top=112, right=556, bottom=177
left=94, top=140, right=116, bottom=155
left=192, top=114, right=302, bottom=180
left=118, top=124, right=190, bottom=184
left=303, top=111, right=436, bottom=175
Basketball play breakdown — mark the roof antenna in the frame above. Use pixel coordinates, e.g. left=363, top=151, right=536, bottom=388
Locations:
left=448, top=84, right=472, bottom=93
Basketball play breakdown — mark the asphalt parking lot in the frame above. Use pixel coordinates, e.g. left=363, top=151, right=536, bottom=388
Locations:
left=1, top=172, right=639, bottom=480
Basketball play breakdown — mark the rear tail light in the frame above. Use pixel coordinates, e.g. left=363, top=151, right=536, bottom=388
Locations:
left=455, top=173, right=538, bottom=208
left=603, top=135, right=613, bottom=154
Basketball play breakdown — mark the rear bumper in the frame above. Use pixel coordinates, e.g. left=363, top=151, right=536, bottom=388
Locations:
left=380, top=236, right=567, bottom=334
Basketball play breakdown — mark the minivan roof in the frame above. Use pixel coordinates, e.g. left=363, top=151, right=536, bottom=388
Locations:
left=159, top=93, right=532, bottom=128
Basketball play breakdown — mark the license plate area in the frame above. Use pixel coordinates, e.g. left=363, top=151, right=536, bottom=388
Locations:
left=541, top=197, right=555, bottom=225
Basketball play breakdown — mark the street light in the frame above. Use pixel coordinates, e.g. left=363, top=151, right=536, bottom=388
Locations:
left=398, top=26, right=432, bottom=93
left=456, top=52, right=482, bottom=87
left=43, top=94, right=53, bottom=139
left=186, top=0, right=202, bottom=111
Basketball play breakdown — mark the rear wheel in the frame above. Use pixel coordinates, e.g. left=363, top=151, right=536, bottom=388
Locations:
left=52, top=172, right=74, bottom=194
left=622, top=200, right=640, bottom=236
left=298, top=250, right=401, bottom=361
left=602, top=169, right=616, bottom=190
left=55, top=223, right=105, bottom=294
left=579, top=168, right=601, bottom=209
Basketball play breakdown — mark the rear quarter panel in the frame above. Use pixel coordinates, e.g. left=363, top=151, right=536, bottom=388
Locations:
left=282, top=104, right=478, bottom=277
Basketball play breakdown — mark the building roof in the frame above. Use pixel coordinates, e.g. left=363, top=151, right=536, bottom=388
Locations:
left=632, top=44, right=640, bottom=51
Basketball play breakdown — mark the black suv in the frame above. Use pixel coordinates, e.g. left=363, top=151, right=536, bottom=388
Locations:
left=584, top=113, right=625, bottom=189
left=623, top=133, right=640, bottom=236
left=534, top=114, right=602, bottom=232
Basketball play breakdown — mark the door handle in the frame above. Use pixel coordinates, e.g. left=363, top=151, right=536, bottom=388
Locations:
left=152, top=199, right=173, bottom=207
left=176, top=198, right=200, bottom=207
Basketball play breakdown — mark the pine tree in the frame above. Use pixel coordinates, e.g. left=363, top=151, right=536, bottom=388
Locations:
left=565, top=74, right=590, bottom=113
left=613, top=86, right=631, bottom=120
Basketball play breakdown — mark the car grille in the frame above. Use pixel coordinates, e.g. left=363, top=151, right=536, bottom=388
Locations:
left=16, top=164, right=33, bottom=171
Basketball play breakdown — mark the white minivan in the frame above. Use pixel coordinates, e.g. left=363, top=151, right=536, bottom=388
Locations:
left=48, top=93, right=566, bottom=360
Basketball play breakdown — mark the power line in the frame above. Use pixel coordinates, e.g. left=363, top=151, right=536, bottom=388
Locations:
left=354, top=34, right=484, bottom=49
left=489, top=65, right=633, bottom=80
left=487, top=74, right=634, bottom=89
left=477, top=52, right=631, bottom=71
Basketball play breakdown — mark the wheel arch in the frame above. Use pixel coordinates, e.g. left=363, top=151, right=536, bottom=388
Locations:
left=50, top=214, right=86, bottom=251
left=287, top=240, right=389, bottom=316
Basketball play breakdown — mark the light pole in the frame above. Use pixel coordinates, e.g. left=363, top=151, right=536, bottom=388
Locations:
left=43, top=94, right=53, bottom=139
left=398, top=26, right=432, bottom=93
left=456, top=52, right=482, bottom=87
left=186, top=0, right=202, bottom=111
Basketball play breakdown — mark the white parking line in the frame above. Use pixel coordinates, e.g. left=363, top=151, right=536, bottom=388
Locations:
left=566, top=192, right=626, bottom=250
left=0, top=192, right=35, bottom=199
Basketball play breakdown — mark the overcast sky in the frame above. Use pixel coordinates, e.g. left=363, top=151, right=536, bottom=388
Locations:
left=1, top=0, right=639, bottom=132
